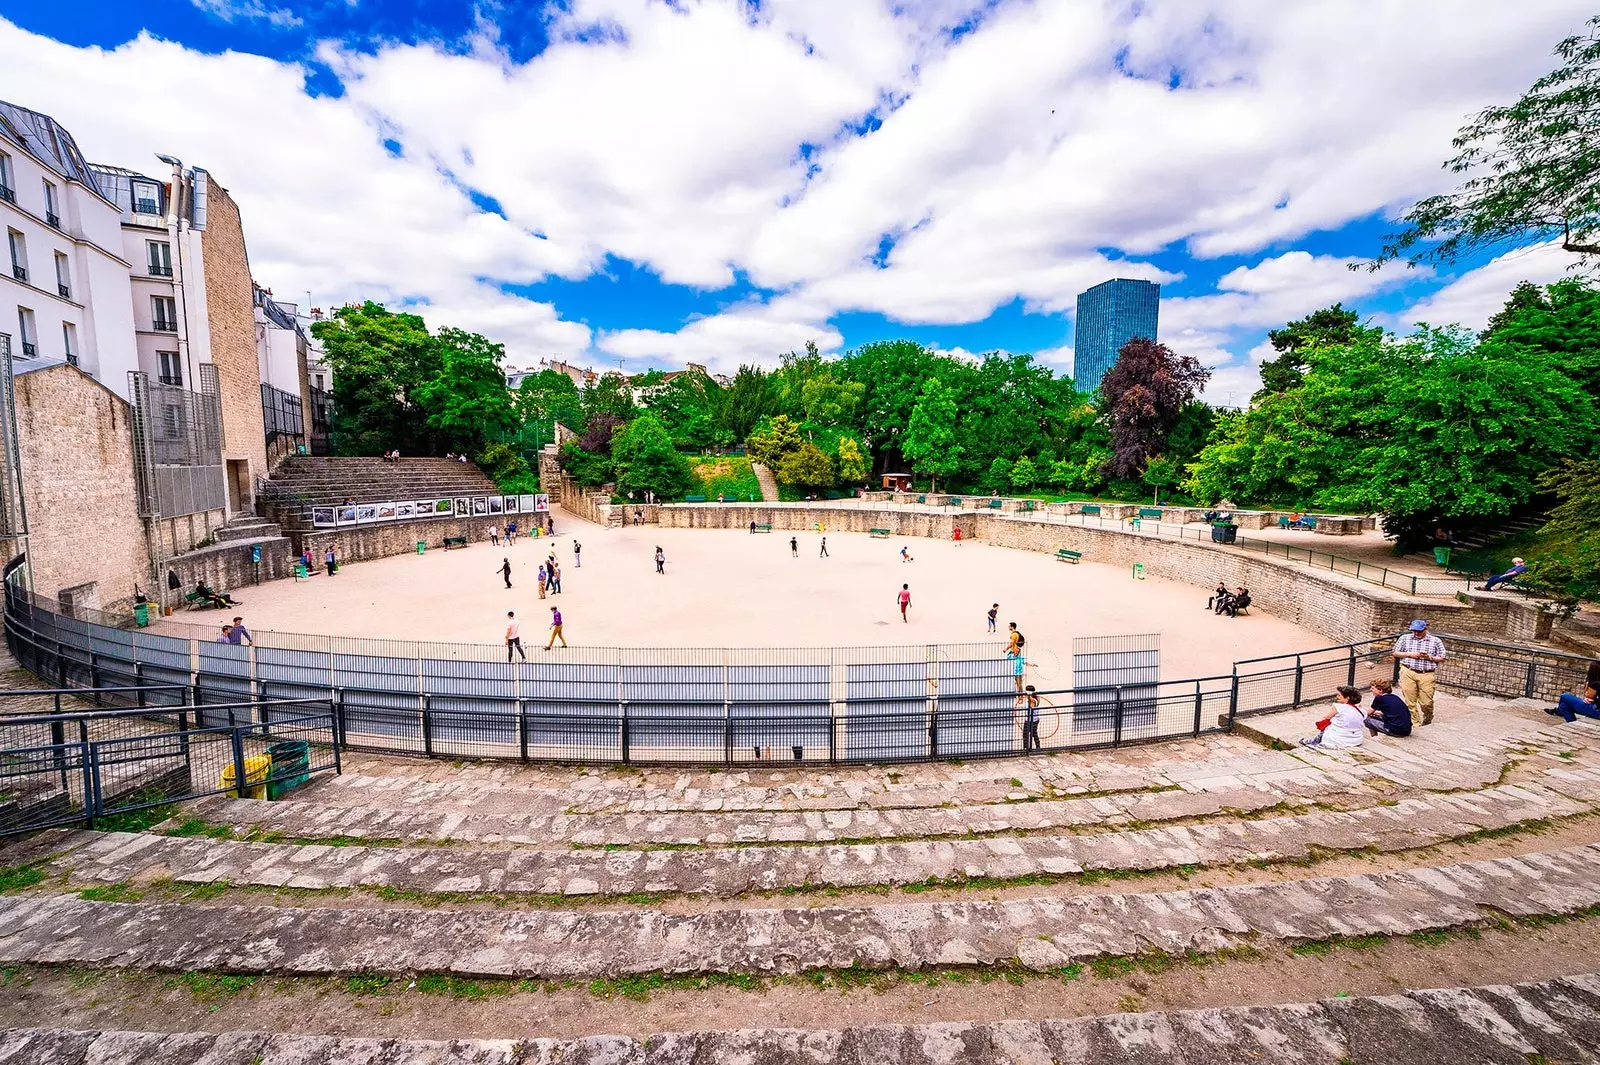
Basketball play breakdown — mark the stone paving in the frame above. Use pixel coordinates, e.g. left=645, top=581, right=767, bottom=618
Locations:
left=5, top=844, right=1600, bottom=979
left=7, top=973, right=1600, bottom=1063
left=39, top=779, right=1593, bottom=898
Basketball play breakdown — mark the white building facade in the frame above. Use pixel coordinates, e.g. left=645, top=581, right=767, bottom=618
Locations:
left=0, top=101, right=139, bottom=395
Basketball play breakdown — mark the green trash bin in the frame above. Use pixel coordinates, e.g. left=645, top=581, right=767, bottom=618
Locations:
left=1433, top=546, right=1451, bottom=567
left=266, top=740, right=312, bottom=799
left=417, top=540, right=426, bottom=555
left=133, top=603, right=149, bottom=628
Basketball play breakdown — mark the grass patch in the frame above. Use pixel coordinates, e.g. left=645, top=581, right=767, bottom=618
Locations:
left=161, top=971, right=259, bottom=1002
left=414, top=974, right=521, bottom=1000
left=78, top=882, right=146, bottom=903
left=0, top=864, right=44, bottom=894
left=345, top=972, right=395, bottom=996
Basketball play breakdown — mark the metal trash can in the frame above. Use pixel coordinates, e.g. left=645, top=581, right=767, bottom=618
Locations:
left=1211, top=523, right=1238, bottom=544
left=220, top=754, right=272, bottom=799
left=1433, top=546, right=1451, bottom=567
left=417, top=541, right=426, bottom=555
left=266, top=740, right=312, bottom=799
left=133, top=603, right=150, bottom=628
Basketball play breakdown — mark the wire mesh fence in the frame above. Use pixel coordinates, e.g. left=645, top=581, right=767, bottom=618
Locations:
left=3, top=586, right=1593, bottom=781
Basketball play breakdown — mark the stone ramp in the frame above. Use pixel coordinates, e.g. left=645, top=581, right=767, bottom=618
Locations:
left=6, top=844, right=1600, bottom=979
left=53, top=781, right=1589, bottom=898
left=8, top=973, right=1600, bottom=1063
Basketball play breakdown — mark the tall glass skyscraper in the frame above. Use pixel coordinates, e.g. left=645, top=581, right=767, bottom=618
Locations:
left=1073, top=279, right=1161, bottom=395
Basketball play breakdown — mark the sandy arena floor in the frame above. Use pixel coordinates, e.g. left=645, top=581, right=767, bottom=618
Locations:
left=156, top=509, right=1326, bottom=681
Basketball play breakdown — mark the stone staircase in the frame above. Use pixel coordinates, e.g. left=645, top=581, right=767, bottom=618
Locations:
left=162, top=514, right=292, bottom=594
left=258, top=456, right=504, bottom=532
left=751, top=459, right=780, bottom=502
left=3, top=697, right=1600, bottom=1061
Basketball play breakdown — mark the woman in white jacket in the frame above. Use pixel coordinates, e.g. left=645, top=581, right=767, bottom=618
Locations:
left=1302, top=686, right=1366, bottom=749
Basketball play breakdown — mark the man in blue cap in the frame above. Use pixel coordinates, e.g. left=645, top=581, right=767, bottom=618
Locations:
left=1392, top=619, right=1446, bottom=727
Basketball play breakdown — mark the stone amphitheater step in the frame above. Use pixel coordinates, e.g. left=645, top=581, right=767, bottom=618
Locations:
left=5, top=844, right=1600, bottom=980
left=11, top=973, right=1600, bottom=1064
left=41, top=780, right=1592, bottom=899
left=212, top=518, right=283, bottom=543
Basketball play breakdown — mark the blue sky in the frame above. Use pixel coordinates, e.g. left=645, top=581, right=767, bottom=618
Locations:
left=0, top=0, right=1587, bottom=401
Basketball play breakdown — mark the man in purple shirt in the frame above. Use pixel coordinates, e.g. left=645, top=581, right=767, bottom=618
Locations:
left=226, top=616, right=252, bottom=646
left=545, top=606, right=567, bottom=649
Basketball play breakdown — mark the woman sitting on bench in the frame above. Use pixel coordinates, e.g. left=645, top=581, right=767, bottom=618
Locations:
left=194, top=581, right=238, bottom=609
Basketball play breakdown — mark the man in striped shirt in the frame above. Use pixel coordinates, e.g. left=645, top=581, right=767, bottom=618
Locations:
left=1392, top=619, right=1446, bottom=727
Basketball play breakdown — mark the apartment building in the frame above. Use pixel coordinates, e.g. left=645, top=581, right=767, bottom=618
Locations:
left=0, top=101, right=139, bottom=393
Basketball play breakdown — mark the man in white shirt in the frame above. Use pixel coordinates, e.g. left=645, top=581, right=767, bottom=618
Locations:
left=1392, top=619, right=1446, bottom=727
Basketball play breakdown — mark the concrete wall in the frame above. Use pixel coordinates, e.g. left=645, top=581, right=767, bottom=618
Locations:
left=658, top=503, right=1515, bottom=646
left=13, top=364, right=147, bottom=613
left=197, top=176, right=266, bottom=508
left=295, top=513, right=520, bottom=565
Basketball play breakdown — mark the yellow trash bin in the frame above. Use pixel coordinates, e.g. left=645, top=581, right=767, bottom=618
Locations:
left=220, top=753, right=272, bottom=799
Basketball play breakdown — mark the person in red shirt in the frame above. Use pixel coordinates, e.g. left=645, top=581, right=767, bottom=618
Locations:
left=897, top=584, right=911, bottom=622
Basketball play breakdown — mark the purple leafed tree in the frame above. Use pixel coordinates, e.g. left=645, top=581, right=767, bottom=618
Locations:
left=578, top=412, right=625, bottom=454
left=1098, top=338, right=1210, bottom=479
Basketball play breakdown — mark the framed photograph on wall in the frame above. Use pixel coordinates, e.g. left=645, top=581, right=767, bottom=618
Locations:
left=472, top=497, right=489, bottom=516
left=534, top=493, right=550, bottom=513
left=519, top=494, right=539, bottom=512
left=488, top=496, right=505, bottom=515
left=395, top=501, right=417, bottom=519
left=376, top=502, right=398, bottom=521
left=355, top=504, right=379, bottom=523
left=503, top=496, right=520, bottom=513
left=337, top=505, right=357, bottom=525
left=424, top=499, right=447, bottom=516
left=311, top=506, right=336, bottom=527
left=453, top=497, right=469, bottom=517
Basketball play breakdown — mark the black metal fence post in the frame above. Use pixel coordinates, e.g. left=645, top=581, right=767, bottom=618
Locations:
left=81, top=742, right=98, bottom=830
left=1291, top=655, right=1303, bottom=708
left=1346, top=647, right=1357, bottom=687
left=1525, top=661, right=1538, bottom=699
left=50, top=718, right=66, bottom=789
left=1191, top=682, right=1203, bottom=736
left=1227, top=672, right=1239, bottom=728
left=518, top=699, right=529, bottom=763
left=230, top=725, right=249, bottom=801
left=1113, top=686, right=1124, bottom=746
left=421, top=694, right=434, bottom=757
left=620, top=700, right=630, bottom=764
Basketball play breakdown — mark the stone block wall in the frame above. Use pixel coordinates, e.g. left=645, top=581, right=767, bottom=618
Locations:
left=13, top=365, right=149, bottom=615
left=151, top=509, right=229, bottom=558
left=297, top=514, right=511, bottom=565
left=199, top=176, right=267, bottom=507
left=166, top=537, right=293, bottom=595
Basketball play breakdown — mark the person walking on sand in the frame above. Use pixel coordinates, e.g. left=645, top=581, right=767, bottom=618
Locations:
left=489, top=524, right=500, bottom=547
left=655, top=546, right=666, bottom=574
left=545, top=606, right=567, bottom=649
left=897, top=583, right=911, bottom=623
left=498, top=557, right=512, bottom=589
left=573, top=540, right=582, bottom=568
left=790, top=536, right=798, bottom=557
left=820, top=536, right=829, bottom=558
left=505, top=611, right=526, bottom=661
left=538, top=563, right=548, bottom=599
left=550, top=560, right=562, bottom=594
left=987, top=603, right=999, bottom=633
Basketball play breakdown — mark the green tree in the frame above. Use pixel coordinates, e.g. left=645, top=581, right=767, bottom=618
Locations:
left=837, top=340, right=943, bottom=471
left=746, top=414, right=804, bottom=470
left=1526, top=459, right=1600, bottom=601
left=1010, top=456, right=1038, bottom=492
left=719, top=365, right=772, bottom=441
left=1257, top=304, right=1381, bottom=396
left=580, top=374, right=637, bottom=428
left=901, top=378, right=963, bottom=492
left=312, top=301, right=440, bottom=456
left=985, top=456, right=1012, bottom=492
left=777, top=440, right=836, bottom=489
left=1373, top=17, right=1600, bottom=272
left=1098, top=338, right=1210, bottom=479
left=514, top=368, right=583, bottom=432
left=560, top=440, right=614, bottom=487
left=836, top=436, right=869, bottom=483
left=474, top=441, right=538, bottom=494
left=611, top=413, right=692, bottom=501
left=415, top=327, right=516, bottom=455
left=1141, top=455, right=1178, bottom=505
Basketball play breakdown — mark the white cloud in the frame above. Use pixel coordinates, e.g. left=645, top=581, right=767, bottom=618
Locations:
left=191, top=0, right=302, bottom=29
left=1385, top=241, right=1574, bottom=332
left=0, top=0, right=1589, bottom=374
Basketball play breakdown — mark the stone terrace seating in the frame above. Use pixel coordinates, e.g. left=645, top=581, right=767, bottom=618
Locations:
left=263, top=456, right=504, bottom=509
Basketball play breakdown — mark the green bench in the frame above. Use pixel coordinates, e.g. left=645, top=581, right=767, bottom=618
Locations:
left=750, top=523, right=772, bottom=533
left=869, top=528, right=892, bottom=539
left=987, top=499, right=1004, bottom=509
left=685, top=495, right=707, bottom=503
left=1081, top=504, right=1101, bottom=516
left=443, top=535, right=468, bottom=549
left=1020, top=500, right=1036, bottom=512
left=948, top=497, right=963, bottom=507
left=1056, top=548, right=1082, bottom=563
left=916, top=494, right=926, bottom=504
left=1138, top=508, right=1163, bottom=520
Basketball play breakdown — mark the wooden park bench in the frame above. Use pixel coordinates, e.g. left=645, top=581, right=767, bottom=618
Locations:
left=869, top=528, right=892, bottom=539
left=685, top=495, right=707, bottom=503
left=1020, top=500, right=1036, bottom=512
left=750, top=523, right=772, bottom=533
left=987, top=498, right=1004, bottom=509
left=916, top=495, right=927, bottom=504
left=443, top=535, right=468, bottom=549
left=1138, top=508, right=1163, bottom=520
left=1081, top=504, right=1101, bottom=516
left=1056, top=548, right=1082, bottom=563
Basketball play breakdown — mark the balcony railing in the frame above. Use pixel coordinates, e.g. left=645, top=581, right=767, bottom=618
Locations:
left=10, top=265, right=24, bottom=283
left=20, top=342, right=36, bottom=358
left=148, top=264, right=173, bottom=277
left=158, top=374, right=182, bottom=387
left=0, top=186, right=12, bottom=204
left=134, top=199, right=159, bottom=215
left=152, top=319, right=177, bottom=333
left=45, top=213, right=59, bottom=229
left=57, top=283, right=69, bottom=299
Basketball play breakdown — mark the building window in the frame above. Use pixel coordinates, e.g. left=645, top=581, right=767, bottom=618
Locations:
left=61, top=322, right=76, bottom=365
left=152, top=295, right=177, bottom=332
left=147, top=241, right=172, bottom=277
left=0, top=153, right=12, bottom=203
left=16, top=307, right=35, bottom=359
left=132, top=180, right=161, bottom=216
left=157, top=350, right=182, bottom=386
left=42, top=180, right=59, bottom=228
left=161, top=404, right=182, bottom=438
left=54, top=252, right=70, bottom=299
left=312, top=372, right=325, bottom=390
left=7, top=228, right=25, bottom=283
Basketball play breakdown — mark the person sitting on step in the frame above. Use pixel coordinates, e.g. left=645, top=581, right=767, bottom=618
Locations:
left=1364, top=678, right=1412, bottom=737
left=1548, top=660, right=1600, bottom=723
left=1302, top=686, right=1366, bottom=749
